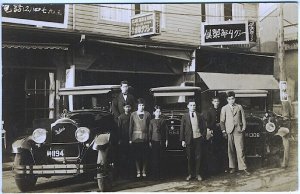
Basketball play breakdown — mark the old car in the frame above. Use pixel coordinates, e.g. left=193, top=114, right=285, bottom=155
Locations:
left=150, top=85, right=290, bottom=170
left=150, top=86, right=202, bottom=156
left=219, top=90, right=290, bottom=168
left=11, top=85, right=120, bottom=192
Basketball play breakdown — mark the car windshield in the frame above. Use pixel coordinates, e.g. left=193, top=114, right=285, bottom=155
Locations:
left=235, top=97, right=267, bottom=112
left=63, top=93, right=113, bottom=111
left=155, top=95, right=194, bottom=110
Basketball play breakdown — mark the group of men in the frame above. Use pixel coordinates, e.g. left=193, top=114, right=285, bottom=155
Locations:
left=181, top=93, right=251, bottom=182
left=111, top=80, right=251, bottom=181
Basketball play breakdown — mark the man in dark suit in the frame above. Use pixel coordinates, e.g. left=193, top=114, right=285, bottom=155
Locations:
left=112, top=80, right=136, bottom=122
left=206, top=96, right=228, bottom=175
left=111, top=80, right=136, bottom=177
left=220, top=91, right=250, bottom=176
left=180, top=99, right=207, bottom=181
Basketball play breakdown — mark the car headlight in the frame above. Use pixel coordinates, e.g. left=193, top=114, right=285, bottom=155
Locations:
left=32, top=128, right=47, bottom=143
left=266, top=122, right=276, bottom=133
left=75, top=127, right=90, bottom=142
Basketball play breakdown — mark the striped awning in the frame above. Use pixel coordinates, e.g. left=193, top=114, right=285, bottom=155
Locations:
left=2, top=42, right=69, bottom=50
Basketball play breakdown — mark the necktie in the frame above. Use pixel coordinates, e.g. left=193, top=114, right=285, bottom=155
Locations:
left=192, top=113, right=194, bottom=118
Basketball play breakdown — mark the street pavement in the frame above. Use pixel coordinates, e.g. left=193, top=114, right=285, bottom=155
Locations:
left=2, top=140, right=298, bottom=192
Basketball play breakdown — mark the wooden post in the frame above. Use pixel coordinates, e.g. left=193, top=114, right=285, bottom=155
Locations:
left=278, top=3, right=291, bottom=117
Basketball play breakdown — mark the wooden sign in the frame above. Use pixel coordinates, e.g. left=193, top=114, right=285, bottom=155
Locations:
left=2, top=4, right=69, bottom=28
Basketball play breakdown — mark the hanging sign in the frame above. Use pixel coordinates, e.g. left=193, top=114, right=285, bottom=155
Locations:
left=130, top=11, right=161, bottom=37
left=201, top=21, right=250, bottom=45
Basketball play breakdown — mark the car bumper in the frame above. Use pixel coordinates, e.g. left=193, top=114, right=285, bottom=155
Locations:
left=13, top=164, right=99, bottom=175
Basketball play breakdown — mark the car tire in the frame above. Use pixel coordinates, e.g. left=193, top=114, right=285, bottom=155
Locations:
left=14, top=152, right=38, bottom=192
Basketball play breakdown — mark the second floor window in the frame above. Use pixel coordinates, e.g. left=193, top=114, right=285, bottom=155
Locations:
left=140, top=4, right=166, bottom=28
left=99, top=4, right=132, bottom=23
left=224, top=3, right=232, bottom=21
left=201, top=3, right=206, bottom=22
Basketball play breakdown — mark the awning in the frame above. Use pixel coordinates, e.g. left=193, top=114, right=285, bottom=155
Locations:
left=198, top=72, right=279, bottom=90
left=58, top=85, right=120, bottom=96
left=2, top=42, right=69, bottom=50
left=88, top=39, right=193, bottom=61
left=218, top=90, right=269, bottom=97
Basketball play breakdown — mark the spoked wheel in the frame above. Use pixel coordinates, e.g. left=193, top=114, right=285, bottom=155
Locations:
left=14, top=152, right=38, bottom=192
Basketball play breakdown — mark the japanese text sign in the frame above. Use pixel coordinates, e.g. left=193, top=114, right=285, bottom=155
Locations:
left=201, top=21, right=250, bottom=45
left=2, top=4, right=69, bottom=28
left=130, top=12, right=160, bottom=38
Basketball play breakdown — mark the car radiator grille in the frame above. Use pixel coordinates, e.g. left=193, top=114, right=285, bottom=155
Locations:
left=51, top=123, right=78, bottom=143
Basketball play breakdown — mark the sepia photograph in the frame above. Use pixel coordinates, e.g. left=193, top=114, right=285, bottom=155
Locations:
left=1, top=1, right=298, bottom=192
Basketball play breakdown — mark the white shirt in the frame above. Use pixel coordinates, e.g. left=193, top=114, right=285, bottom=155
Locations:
left=189, top=111, right=201, bottom=139
left=123, top=93, right=127, bottom=101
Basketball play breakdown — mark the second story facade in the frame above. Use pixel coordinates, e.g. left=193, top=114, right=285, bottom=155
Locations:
left=67, top=3, right=258, bottom=47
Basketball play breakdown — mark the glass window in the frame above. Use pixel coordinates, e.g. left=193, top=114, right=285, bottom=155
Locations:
left=99, top=4, right=132, bottom=23
left=235, top=97, right=267, bottom=112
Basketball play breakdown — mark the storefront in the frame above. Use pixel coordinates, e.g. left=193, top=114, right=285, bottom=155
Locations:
left=184, top=47, right=279, bottom=110
left=2, top=24, right=196, bottom=146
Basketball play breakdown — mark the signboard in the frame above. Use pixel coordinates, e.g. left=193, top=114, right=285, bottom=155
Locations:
left=201, top=21, right=250, bottom=45
left=2, top=4, right=69, bottom=28
left=279, top=81, right=288, bottom=101
left=248, top=20, right=257, bottom=43
left=130, top=12, right=161, bottom=38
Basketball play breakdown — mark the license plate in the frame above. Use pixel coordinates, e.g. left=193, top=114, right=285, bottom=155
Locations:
left=47, top=149, right=64, bottom=157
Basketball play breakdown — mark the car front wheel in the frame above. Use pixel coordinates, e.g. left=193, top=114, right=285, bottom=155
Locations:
left=14, top=152, right=38, bottom=192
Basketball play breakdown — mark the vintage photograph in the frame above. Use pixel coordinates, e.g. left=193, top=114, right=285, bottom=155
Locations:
left=1, top=1, right=298, bottom=192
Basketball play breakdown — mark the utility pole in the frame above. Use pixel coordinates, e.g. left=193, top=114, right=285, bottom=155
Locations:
left=278, top=3, right=291, bottom=117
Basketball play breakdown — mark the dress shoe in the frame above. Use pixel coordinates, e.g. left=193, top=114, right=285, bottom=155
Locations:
left=186, top=175, right=192, bottom=181
left=196, top=175, right=203, bottom=181
left=142, top=172, right=147, bottom=177
left=229, top=169, right=236, bottom=174
left=243, top=169, right=251, bottom=176
left=136, top=172, right=141, bottom=178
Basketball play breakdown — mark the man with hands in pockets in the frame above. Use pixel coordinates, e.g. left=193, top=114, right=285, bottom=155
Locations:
left=220, top=91, right=251, bottom=176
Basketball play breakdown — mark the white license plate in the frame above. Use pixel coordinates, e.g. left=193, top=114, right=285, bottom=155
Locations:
left=47, top=149, right=64, bottom=157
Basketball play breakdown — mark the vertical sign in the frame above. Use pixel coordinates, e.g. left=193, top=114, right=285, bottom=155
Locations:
left=279, top=81, right=288, bottom=101
left=49, top=73, right=55, bottom=119
left=66, top=65, right=75, bottom=111
left=248, top=21, right=257, bottom=43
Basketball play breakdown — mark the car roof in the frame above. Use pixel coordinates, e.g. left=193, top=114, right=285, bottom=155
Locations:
left=150, top=86, right=201, bottom=92
left=58, top=85, right=120, bottom=95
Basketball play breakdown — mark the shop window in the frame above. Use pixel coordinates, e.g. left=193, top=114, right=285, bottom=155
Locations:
left=99, top=4, right=132, bottom=23
left=24, top=72, right=54, bottom=128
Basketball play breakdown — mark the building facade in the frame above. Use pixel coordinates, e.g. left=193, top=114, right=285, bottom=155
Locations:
left=2, top=3, right=268, bottom=147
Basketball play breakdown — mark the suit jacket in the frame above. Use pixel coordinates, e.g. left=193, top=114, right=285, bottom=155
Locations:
left=112, top=93, right=135, bottom=119
left=206, top=106, right=221, bottom=130
left=180, top=112, right=207, bottom=145
left=220, top=103, right=246, bottom=134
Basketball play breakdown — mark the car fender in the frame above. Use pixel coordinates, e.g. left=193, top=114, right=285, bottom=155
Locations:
left=12, top=136, right=33, bottom=154
left=275, top=127, right=290, bottom=167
